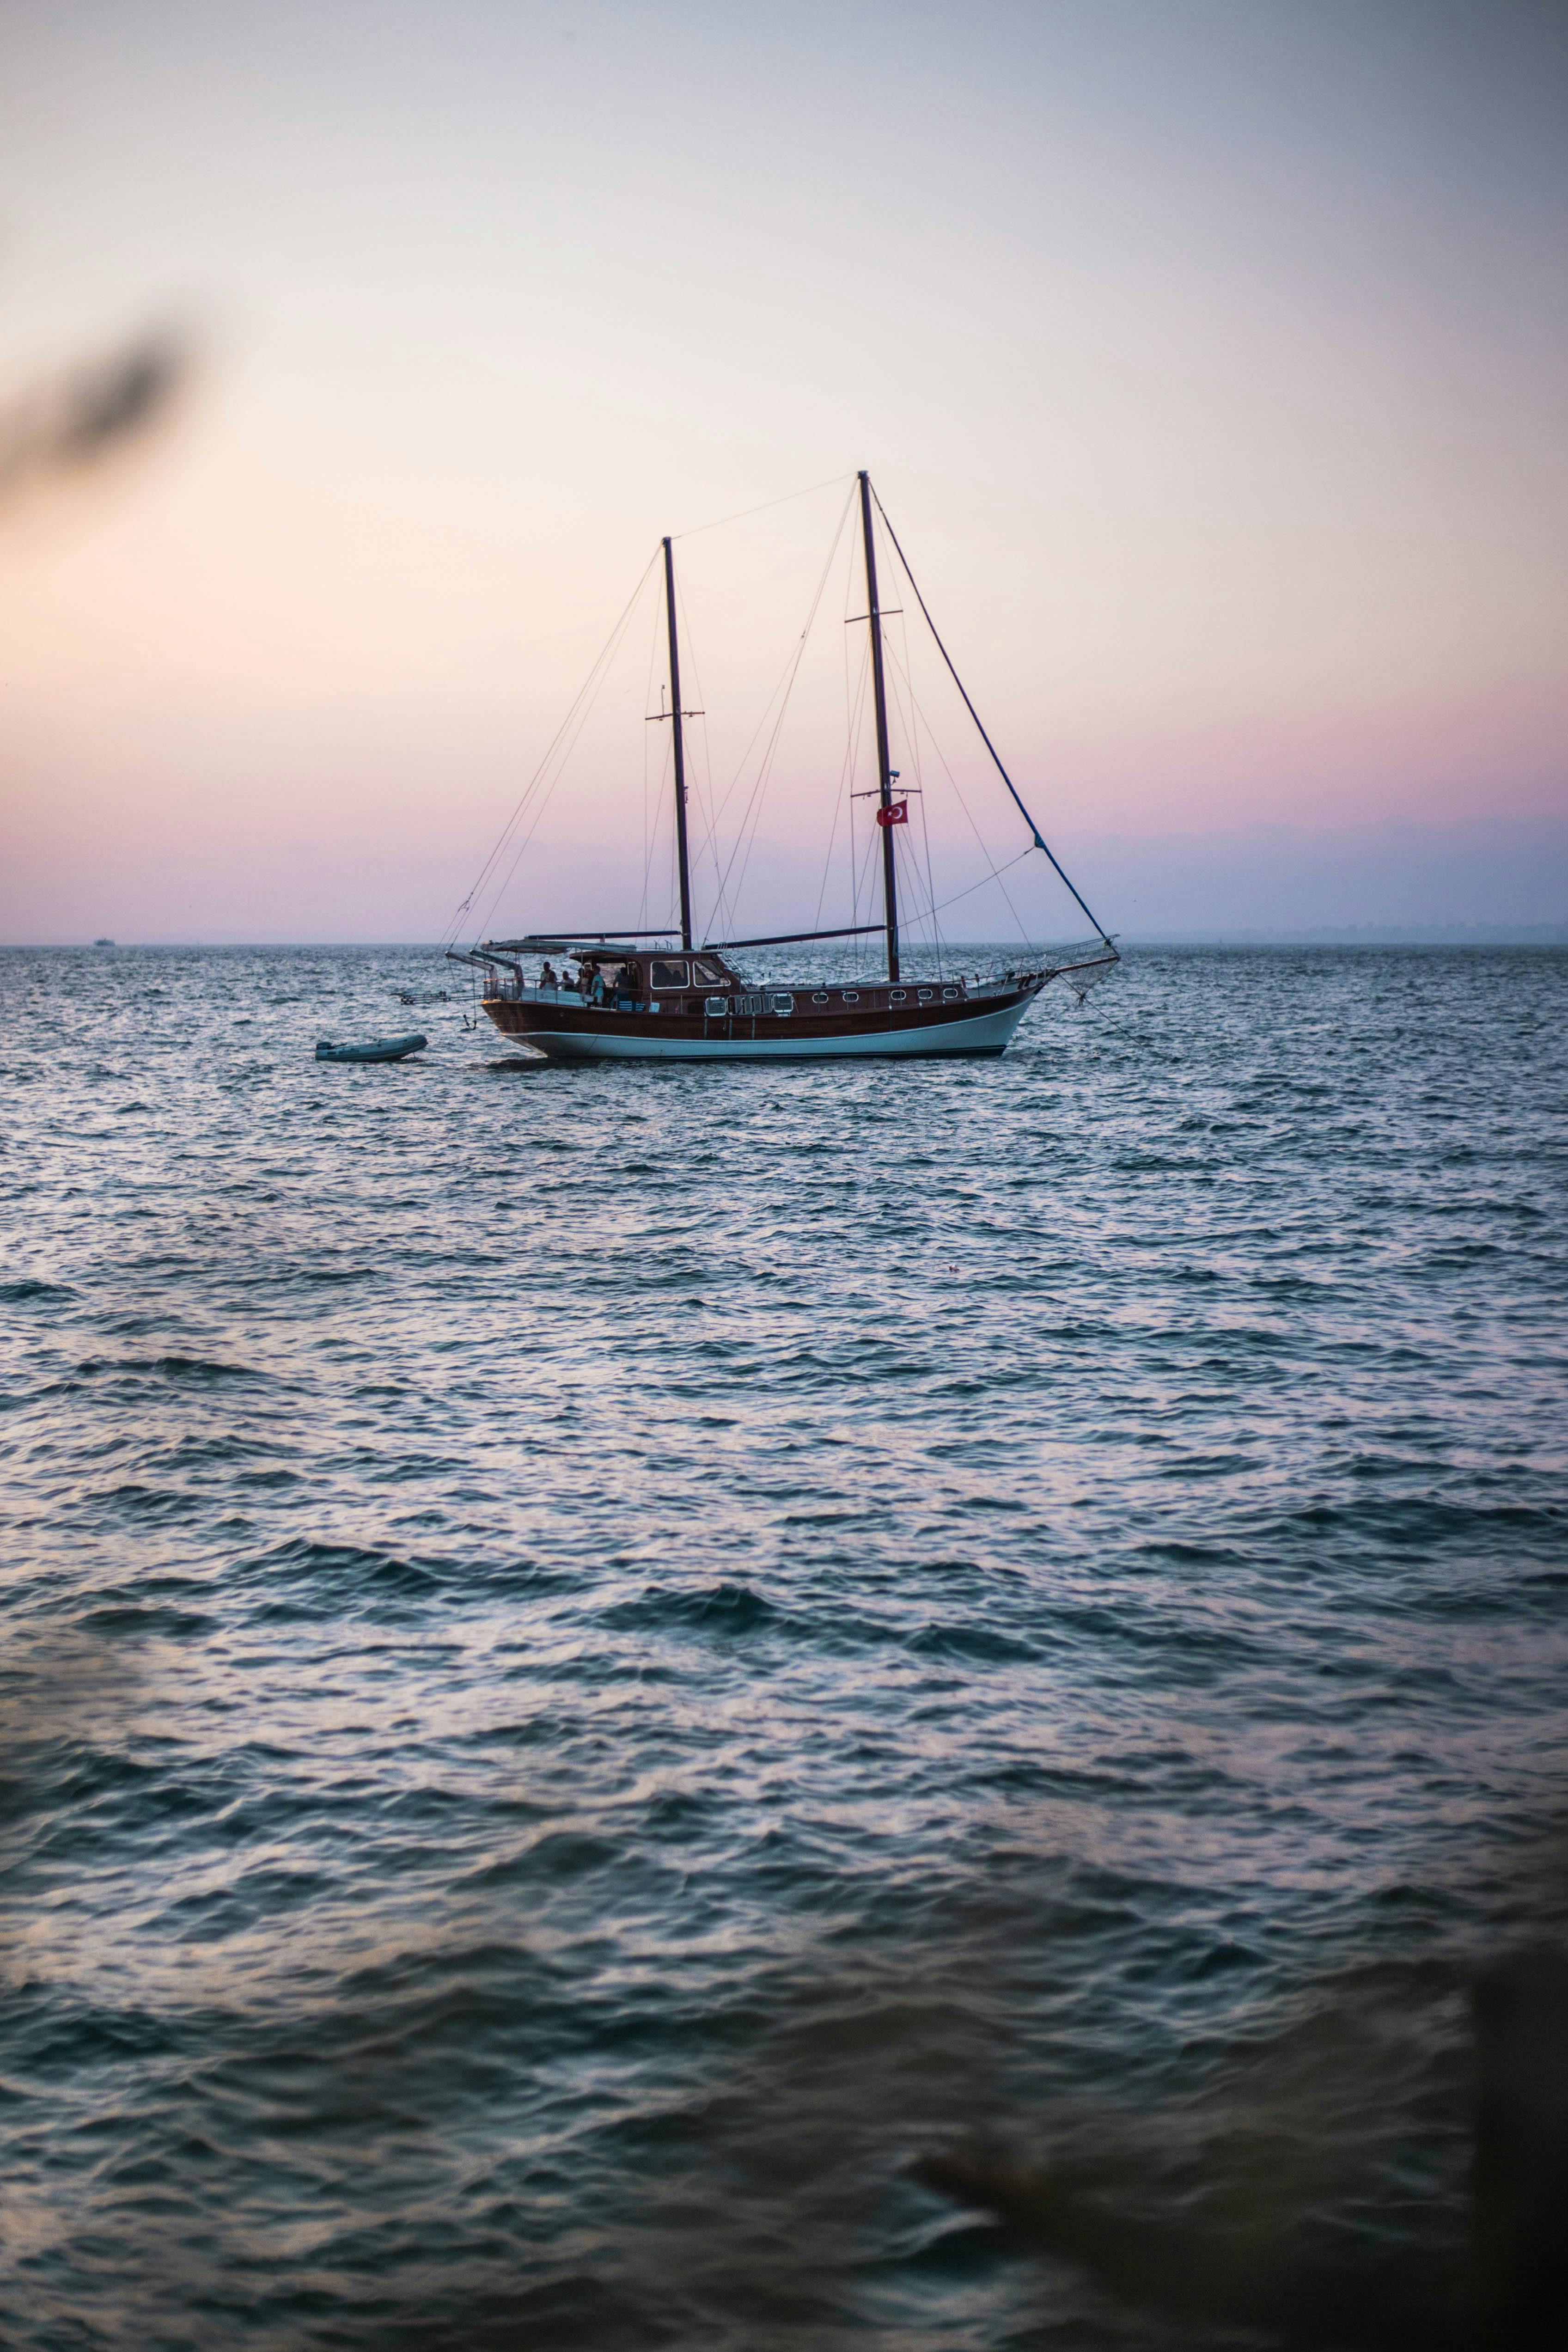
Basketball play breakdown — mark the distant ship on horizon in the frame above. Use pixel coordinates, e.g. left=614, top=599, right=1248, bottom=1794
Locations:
left=450, top=471, right=1116, bottom=1062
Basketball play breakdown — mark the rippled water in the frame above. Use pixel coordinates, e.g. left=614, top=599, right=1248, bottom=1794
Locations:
left=3, top=943, right=1565, bottom=2350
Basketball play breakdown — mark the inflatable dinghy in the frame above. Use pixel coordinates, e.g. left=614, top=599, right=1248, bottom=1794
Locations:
left=314, top=1033, right=427, bottom=1063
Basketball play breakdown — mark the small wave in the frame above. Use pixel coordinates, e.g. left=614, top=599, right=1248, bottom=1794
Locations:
left=1275, top=1495, right=1563, bottom=1548
left=0, top=1277, right=76, bottom=1304
left=90, top=1483, right=205, bottom=1524
left=240, top=1537, right=457, bottom=1619
left=79, top=1601, right=214, bottom=1639
left=600, top=1580, right=783, bottom=1637
left=1135, top=1539, right=1250, bottom=1567
left=905, top=1620, right=1039, bottom=1665
left=72, top=1353, right=274, bottom=1385
left=469, top=1829, right=621, bottom=1888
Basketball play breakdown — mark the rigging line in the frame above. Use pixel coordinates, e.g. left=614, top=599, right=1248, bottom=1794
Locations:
left=852, top=805, right=883, bottom=961
left=892, top=599, right=943, bottom=968
left=445, top=548, right=660, bottom=947
left=640, top=582, right=663, bottom=932
left=670, top=570, right=733, bottom=938
left=842, top=518, right=879, bottom=967
left=876, top=650, right=933, bottom=942
left=716, top=684, right=792, bottom=917
left=838, top=521, right=866, bottom=950
left=926, top=846, right=1034, bottom=922
left=852, top=684, right=875, bottom=964
left=708, top=646, right=793, bottom=831
left=710, top=489, right=856, bottom=919
left=486, top=557, right=669, bottom=930
left=869, top=483, right=1114, bottom=947
left=813, top=639, right=869, bottom=935
left=641, top=730, right=674, bottom=933
left=649, top=593, right=677, bottom=931
left=895, top=599, right=926, bottom=804
left=668, top=569, right=714, bottom=904
left=446, top=550, right=657, bottom=947
left=915, top=770, right=942, bottom=970
left=882, top=631, right=1033, bottom=948
left=473, top=587, right=657, bottom=945
left=673, top=469, right=854, bottom=541
left=708, top=482, right=855, bottom=836
left=475, top=614, right=652, bottom=942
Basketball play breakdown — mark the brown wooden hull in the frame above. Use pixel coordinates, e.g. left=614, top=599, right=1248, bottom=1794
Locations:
left=482, top=978, right=1043, bottom=1061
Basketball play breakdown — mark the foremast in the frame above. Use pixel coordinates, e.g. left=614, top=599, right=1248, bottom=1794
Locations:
left=660, top=535, right=695, bottom=952
left=858, top=470, right=900, bottom=983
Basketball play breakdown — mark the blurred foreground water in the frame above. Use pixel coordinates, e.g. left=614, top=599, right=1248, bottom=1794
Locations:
left=1, top=943, right=1564, bottom=2349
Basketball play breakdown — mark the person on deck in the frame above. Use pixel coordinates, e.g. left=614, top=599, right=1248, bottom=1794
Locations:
left=616, top=965, right=639, bottom=1009
left=538, top=959, right=558, bottom=993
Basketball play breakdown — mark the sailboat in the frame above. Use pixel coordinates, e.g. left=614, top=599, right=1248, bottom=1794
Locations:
left=449, top=472, right=1116, bottom=1060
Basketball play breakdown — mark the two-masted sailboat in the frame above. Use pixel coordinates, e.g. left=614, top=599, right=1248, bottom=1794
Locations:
left=449, top=472, right=1116, bottom=1060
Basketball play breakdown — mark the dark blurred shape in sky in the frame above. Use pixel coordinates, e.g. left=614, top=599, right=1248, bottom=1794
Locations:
left=0, top=329, right=189, bottom=507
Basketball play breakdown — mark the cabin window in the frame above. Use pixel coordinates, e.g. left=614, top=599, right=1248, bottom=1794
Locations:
left=890, top=988, right=907, bottom=1002
left=650, top=959, right=688, bottom=990
left=769, top=993, right=794, bottom=1016
left=692, top=958, right=727, bottom=985
left=917, top=988, right=933, bottom=1001
left=811, top=991, right=829, bottom=1004
left=737, top=994, right=763, bottom=1016
left=841, top=990, right=860, bottom=1005
left=941, top=985, right=960, bottom=1000
left=704, top=996, right=728, bottom=1017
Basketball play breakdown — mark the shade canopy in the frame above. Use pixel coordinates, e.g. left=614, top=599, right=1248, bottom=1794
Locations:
left=482, top=933, right=677, bottom=954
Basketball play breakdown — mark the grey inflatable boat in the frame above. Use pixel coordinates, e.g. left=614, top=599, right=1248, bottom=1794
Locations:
left=314, top=1033, right=427, bottom=1063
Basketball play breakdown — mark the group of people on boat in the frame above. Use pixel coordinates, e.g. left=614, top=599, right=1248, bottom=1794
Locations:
left=531, top=958, right=640, bottom=1008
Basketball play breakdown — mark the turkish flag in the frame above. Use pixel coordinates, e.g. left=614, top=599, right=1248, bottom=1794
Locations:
left=875, top=799, right=909, bottom=828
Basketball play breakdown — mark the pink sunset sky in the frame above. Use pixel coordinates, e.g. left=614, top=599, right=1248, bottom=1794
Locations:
left=0, top=0, right=1564, bottom=942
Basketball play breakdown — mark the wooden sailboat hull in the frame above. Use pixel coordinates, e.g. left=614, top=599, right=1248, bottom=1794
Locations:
left=482, top=982, right=1042, bottom=1062
left=449, top=474, right=1119, bottom=1060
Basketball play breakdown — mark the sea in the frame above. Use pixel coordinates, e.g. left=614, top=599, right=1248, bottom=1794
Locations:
left=2, top=942, right=1565, bottom=2352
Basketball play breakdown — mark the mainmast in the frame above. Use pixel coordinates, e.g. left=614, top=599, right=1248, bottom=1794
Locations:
left=858, top=470, right=899, bottom=982
left=661, top=535, right=695, bottom=952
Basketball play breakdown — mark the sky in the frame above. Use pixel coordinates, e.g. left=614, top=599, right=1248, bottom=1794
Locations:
left=0, top=0, right=1564, bottom=942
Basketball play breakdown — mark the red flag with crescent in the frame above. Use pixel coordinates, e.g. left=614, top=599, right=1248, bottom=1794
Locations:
left=875, top=799, right=909, bottom=828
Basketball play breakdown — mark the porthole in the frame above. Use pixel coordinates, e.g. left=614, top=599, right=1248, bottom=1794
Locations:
left=889, top=988, right=906, bottom=1002
left=917, top=988, right=933, bottom=1001
left=842, top=990, right=860, bottom=1005
left=811, top=990, right=829, bottom=1005
left=941, top=985, right=959, bottom=1001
